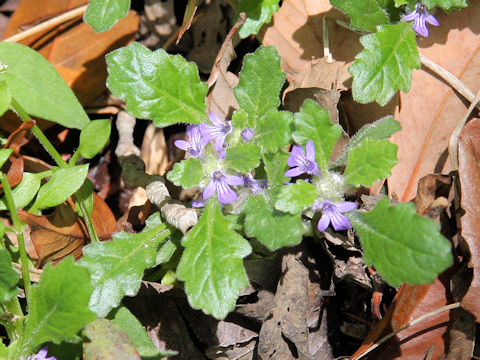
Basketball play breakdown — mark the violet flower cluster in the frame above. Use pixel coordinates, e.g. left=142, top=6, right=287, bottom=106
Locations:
left=403, top=3, right=439, bottom=37
left=174, top=112, right=266, bottom=206
left=284, top=140, right=357, bottom=232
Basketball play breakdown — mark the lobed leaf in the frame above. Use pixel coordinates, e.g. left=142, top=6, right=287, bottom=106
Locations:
left=330, top=0, right=390, bottom=32
left=84, top=0, right=131, bottom=32
left=262, top=151, right=289, bottom=200
left=106, top=42, right=208, bottom=127
left=255, top=110, right=293, bottom=153
left=244, top=194, right=304, bottom=251
left=344, top=139, right=398, bottom=187
left=349, top=22, right=420, bottom=106
left=274, top=180, right=318, bottom=214
left=0, top=43, right=89, bottom=129
left=226, top=143, right=261, bottom=173
left=166, top=157, right=204, bottom=189
left=176, top=199, right=251, bottom=319
left=348, top=198, right=452, bottom=286
left=238, top=0, right=280, bottom=38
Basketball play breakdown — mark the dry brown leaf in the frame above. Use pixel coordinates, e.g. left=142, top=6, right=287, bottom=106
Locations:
left=3, top=0, right=139, bottom=106
left=389, top=4, right=480, bottom=201
left=458, top=118, right=480, bottom=321
left=19, top=194, right=116, bottom=267
left=414, top=174, right=452, bottom=218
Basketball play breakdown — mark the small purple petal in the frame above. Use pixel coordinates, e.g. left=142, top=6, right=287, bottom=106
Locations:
left=217, top=180, right=238, bottom=203
left=287, top=145, right=304, bottom=167
left=425, top=14, right=439, bottom=26
left=317, top=213, right=330, bottom=232
left=285, top=167, right=304, bottom=178
left=334, top=201, right=357, bottom=212
left=214, top=134, right=226, bottom=152
left=203, top=179, right=216, bottom=200
left=241, top=128, right=254, bottom=142
left=192, top=198, right=207, bottom=208
left=224, top=174, right=244, bottom=186
left=305, top=140, right=316, bottom=163
left=402, top=11, right=417, bottom=21
left=330, top=212, right=351, bottom=231
left=174, top=139, right=190, bottom=151
left=414, top=17, right=429, bottom=37
left=208, top=112, right=223, bottom=127
left=315, top=200, right=356, bottom=232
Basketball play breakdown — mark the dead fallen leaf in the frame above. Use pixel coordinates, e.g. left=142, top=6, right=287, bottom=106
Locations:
left=414, top=174, right=452, bottom=218
left=3, top=0, right=139, bottom=106
left=19, top=194, right=116, bottom=267
left=389, top=4, right=480, bottom=201
left=458, top=117, right=480, bottom=321
left=177, top=0, right=198, bottom=44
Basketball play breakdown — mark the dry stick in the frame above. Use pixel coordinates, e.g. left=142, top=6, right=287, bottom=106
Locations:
left=355, top=302, right=461, bottom=360
left=3, top=5, right=88, bottom=43
left=448, top=87, right=480, bottom=170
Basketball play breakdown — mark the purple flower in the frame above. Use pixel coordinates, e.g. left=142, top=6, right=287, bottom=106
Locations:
left=174, top=125, right=208, bottom=157
left=403, top=3, right=439, bottom=37
left=28, top=347, right=56, bottom=360
left=285, top=140, right=321, bottom=178
left=241, top=128, right=254, bottom=142
left=313, top=200, right=357, bottom=232
left=243, top=174, right=267, bottom=194
left=203, top=170, right=244, bottom=204
left=202, top=112, right=233, bottom=151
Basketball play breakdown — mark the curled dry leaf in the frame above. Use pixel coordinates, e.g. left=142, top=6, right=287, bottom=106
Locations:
left=19, top=194, right=116, bottom=268
left=458, top=117, right=480, bottom=321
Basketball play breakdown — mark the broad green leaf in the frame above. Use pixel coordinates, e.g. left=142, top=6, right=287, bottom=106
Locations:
left=244, top=195, right=304, bottom=251
left=274, top=180, right=318, bottom=214
left=84, top=0, right=130, bottom=32
left=231, top=108, right=251, bottom=129
left=238, top=0, right=280, bottom=38
left=19, top=257, right=95, bottom=359
left=0, top=249, right=19, bottom=302
left=166, top=157, right=203, bottom=188
left=176, top=199, right=251, bottom=319
left=348, top=198, right=452, bottom=286
left=79, top=119, right=111, bottom=159
left=156, top=230, right=181, bottom=266
left=74, top=180, right=94, bottom=217
left=293, top=99, right=342, bottom=172
left=30, top=165, right=89, bottom=212
left=0, top=172, right=41, bottom=210
left=106, top=42, right=208, bottom=127
left=109, top=307, right=177, bottom=358
left=79, top=219, right=169, bottom=317
left=255, top=110, right=293, bottom=153
left=226, top=143, right=261, bottom=173
left=344, top=139, right=397, bottom=187
left=83, top=319, right=140, bottom=360
left=263, top=151, right=289, bottom=199
left=334, top=116, right=401, bottom=167
left=0, top=148, right=12, bottom=168
left=330, top=0, right=389, bottom=32
left=0, top=43, right=89, bottom=129
left=396, top=0, right=468, bottom=10
left=349, top=22, right=420, bottom=106
left=0, top=81, right=11, bottom=116
left=234, top=46, right=285, bottom=126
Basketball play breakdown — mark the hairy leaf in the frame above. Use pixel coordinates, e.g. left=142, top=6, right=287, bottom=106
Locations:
left=166, top=157, right=204, bottom=189
left=106, top=42, right=208, bottom=127
left=263, top=151, right=289, bottom=199
left=84, top=0, right=131, bottom=32
left=238, top=0, right=280, bottom=38
left=330, top=0, right=389, bottom=32
left=256, top=110, right=293, bottom=153
left=349, top=22, right=420, bottom=106
left=274, top=180, right=318, bottom=214
left=176, top=199, right=251, bottom=319
left=226, top=143, right=261, bottom=173
left=348, top=198, right=452, bottom=286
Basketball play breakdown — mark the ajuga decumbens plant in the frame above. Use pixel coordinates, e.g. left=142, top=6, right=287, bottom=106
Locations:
left=0, top=0, right=464, bottom=358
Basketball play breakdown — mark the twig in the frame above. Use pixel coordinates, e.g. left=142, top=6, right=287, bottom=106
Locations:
left=355, top=302, right=461, bottom=359
left=448, top=88, right=480, bottom=170
left=420, top=54, right=478, bottom=109
left=3, top=5, right=88, bottom=43
left=323, top=16, right=333, bottom=63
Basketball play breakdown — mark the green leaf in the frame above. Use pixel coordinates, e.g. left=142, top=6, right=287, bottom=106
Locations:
left=238, top=0, right=280, bottom=38
left=74, top=180, right=94, bottom=217
left=244, top=195, right=304, bottom=251
left=166, top=157, right=204, bottom=188
left=349, top=22, right=420, bottom=106
left=0, top=249, right=19, bottom=302
left=0, top=148, right=12, bottom=168
left=83, top=319, right=140, bottom=360
left=400, top=0, right=468, bottom=10
left=330, top=0, right=389, bottom=32
left=84, top=0, right=130, bottom=32
left=20, top=257, right=95, bottom=358
left=293, top=99, right=342, bottom=172
left=344, top=139, right=397, bottom=187
left=0, top=172, right=41, bottom=210
left=0, top=43, right=89, bottom=129
left=79, top=119, right=111, bottom=159
left=79, top=220, right=169, bottom=317
left=234, top=46, right=285, bottom=126
left=30, top=165, right=89, bottom=212
left=348, top=198, right=452, bottom=286
left=109, top=307, right=177, bottom=359
left=0, top=81, right=11, bottom=117
left=226, top=143, right=261, bottom=173
left=106, top=42, right=208, bottom=127
left=274, top=180, right=318, bottom=214
left=263, top=151, right=289, bottom=199
left=176, top=199, right=251, bottom=319
left=255, top=110, right=293, bottom=153
left=334, top=116, right=401, bottom=167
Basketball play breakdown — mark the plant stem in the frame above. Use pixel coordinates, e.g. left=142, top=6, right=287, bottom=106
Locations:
left=77, top=200, right=100, bottom=242
left=1, top=175, right=31, bottom=299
